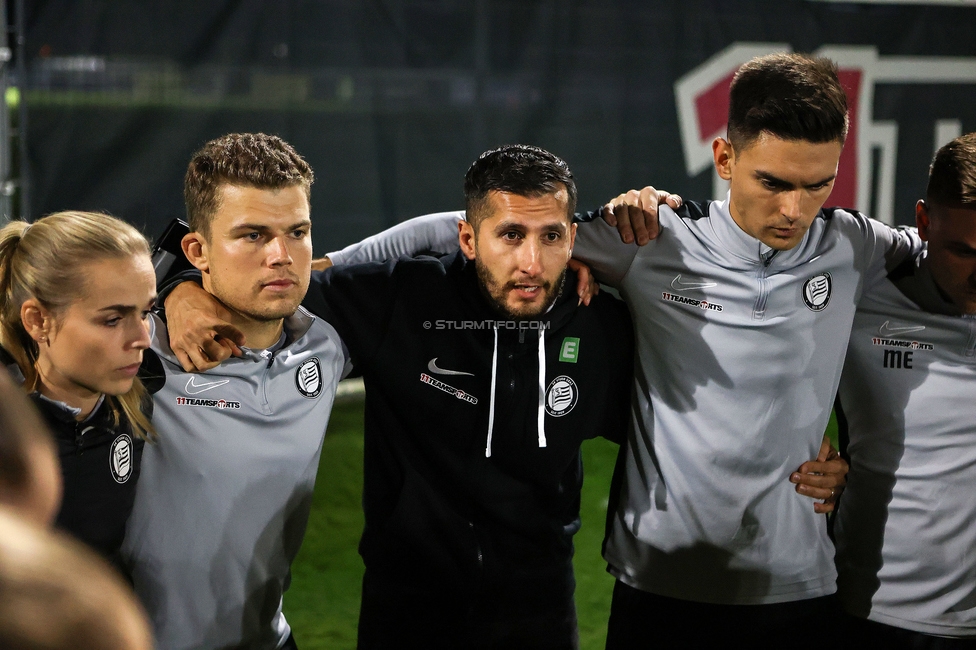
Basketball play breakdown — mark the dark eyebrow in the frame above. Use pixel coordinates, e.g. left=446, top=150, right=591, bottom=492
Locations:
left=97, top=305, right=138, bottom=315
left=755, top=171, right=836, bottom=190
left=230, top=219, right=312, bottom=234
left=493, top=220, right=568, bottom=233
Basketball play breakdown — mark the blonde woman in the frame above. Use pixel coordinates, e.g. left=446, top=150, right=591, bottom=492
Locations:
left=0, top=211, right=158, bottom=569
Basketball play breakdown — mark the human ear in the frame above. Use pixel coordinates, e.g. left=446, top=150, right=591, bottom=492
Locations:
left=458, top=220, right=477, bottom=261
left=915, top=200, right=930, bottom=242
left=181, top=232, right=210, bottom=273
left=20, top=300, right=52, bottom=344
left=713, top=138, right=734, bottom=181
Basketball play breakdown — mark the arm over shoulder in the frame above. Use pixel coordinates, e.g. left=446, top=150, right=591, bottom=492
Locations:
left=306, top=261, right=402, bottom=370
left=573, top=214, right=642, bottom=288
left=842, top=210, right=923, bottom=289
left=326, top=212, right=464, bottom=266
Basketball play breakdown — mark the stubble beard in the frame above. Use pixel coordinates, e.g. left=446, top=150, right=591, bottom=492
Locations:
left=475, top=258, right=566, bottom=320
left=209, top=275, right=302, bottom=323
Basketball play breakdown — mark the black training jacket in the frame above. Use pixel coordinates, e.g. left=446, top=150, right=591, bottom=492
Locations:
left=304, top=251, right=634, bottom=599
left=1, top=347, right=161, bottom=570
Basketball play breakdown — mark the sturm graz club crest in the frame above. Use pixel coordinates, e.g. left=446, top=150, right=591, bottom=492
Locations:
left=802, top=272, right=832, bottom=312
left=110, top=434, right=133, bottom=484
left=545, top=375, right=578, bottom=417
left=296, top=357, right=322, bottom=398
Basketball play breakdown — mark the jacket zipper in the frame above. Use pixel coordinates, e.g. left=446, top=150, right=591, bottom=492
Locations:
left=753, top=251, right=776, bottom=320
left=261, top=351, right=275, bottom=413
left=469, top=521, right=483, bottom=569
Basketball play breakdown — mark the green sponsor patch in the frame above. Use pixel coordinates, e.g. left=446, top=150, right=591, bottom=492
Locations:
left=559, top=337, right=580, bottom=363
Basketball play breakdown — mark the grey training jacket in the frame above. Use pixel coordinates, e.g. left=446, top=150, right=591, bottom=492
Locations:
left=574, top=197, right=921, bottom=605
left=835, top=252, right=976, bottom=636
left=122, top=310, right=350, bottom=650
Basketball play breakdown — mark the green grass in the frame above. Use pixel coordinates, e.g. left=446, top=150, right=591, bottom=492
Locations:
left=285, top=399, right=839, bottom=649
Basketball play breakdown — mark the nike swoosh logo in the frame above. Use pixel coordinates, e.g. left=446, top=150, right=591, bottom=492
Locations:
left=185, top=376, right=231, bottom=395
left=878, top=320, right=926, bottom=337
left=671, top=274, right=717, bottom=291
left=427, top=358, right=474, bottom=377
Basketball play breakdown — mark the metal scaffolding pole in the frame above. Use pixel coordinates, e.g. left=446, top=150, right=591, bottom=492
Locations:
left=0, top=0, right=11, bottom=223
left=14, top=0, right=26, bottom=221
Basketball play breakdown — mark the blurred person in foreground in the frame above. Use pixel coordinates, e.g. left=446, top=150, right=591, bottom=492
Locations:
left=0, top=369, right=152, bottom=650
left=833, top=133, right=976, bottom=648
left=0, top=505, right=153, bottom=650
left=0, top=363, right=60, bottom=526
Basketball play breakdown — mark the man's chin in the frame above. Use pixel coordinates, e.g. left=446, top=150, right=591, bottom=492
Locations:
left=760, top=237, right=797, bottom=251
left=501, top=299, right=546, bottom=319
left=236, top=296, right=303, bottom=322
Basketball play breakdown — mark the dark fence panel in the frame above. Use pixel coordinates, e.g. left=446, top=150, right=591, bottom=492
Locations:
left=23, top=0, right=976, bottom=250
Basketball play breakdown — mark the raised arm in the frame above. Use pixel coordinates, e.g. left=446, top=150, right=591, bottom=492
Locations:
left=315, top=211, right=464, bottom=269
left=162, top=282, right=244, bottom=372
left=574, top=187, right=681, bottom=288
left=855, top=214, right=925, bottom=293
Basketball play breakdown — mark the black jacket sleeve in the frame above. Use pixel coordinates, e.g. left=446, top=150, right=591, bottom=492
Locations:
left=591, top=292, right=634, bottom=445
left=305, top=260, right=402, bottom=371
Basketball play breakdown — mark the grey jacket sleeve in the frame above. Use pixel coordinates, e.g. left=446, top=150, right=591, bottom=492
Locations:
left=572, top=217, right=643, bottom=288
left=326, top=211, right=464, bottom=265
left=856, top=216, right=924, bottom=294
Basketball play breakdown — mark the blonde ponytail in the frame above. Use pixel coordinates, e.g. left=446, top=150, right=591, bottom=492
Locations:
left=0, top=221, right=39, bottom=387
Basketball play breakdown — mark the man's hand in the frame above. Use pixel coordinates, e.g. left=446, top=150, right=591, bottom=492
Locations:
left=311, top=256, right=333, bottom=272
left=601, top=186, right=683, bottom=245
left=164, top=282, right=246, bottom=372
left=568, top=259, right=600, bottom=306
left=790, top=436, right=848, bottom=514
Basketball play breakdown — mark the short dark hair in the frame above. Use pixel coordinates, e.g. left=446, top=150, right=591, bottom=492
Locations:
left=927, top=132, right=976, bottom=208
left=463, top=144, right=577, bottom=229
left=184, top=133, right=314, bottom=238
left=728, top=53, right=849, bottom=151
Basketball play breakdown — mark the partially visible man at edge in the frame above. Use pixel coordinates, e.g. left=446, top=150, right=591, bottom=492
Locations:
left=833, top=132, right=976, bottom=647
left=121, top=133, right=351, bottom=650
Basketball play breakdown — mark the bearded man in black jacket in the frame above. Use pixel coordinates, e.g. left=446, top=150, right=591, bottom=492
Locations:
left=312, top=146, right=634, bottom=649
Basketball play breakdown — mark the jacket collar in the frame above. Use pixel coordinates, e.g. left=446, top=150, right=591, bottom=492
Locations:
left=152, top=305, right=318, bottom=368
left=891, top=250, right=964, bottom=316
left=29, top=392, right=111, bottom=430
left=708, top=192, right=817, bottom=268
